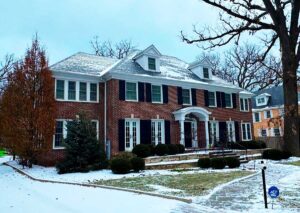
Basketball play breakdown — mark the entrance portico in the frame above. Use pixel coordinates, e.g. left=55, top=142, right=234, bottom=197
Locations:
left=173, top=107, right=211, bottom=148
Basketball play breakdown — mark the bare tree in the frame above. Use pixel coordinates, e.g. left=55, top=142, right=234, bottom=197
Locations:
left=90, top=36, right=136, bottom=59
left=182, top=0, right=300, bottom=155
left=0, top=54, right=14, bottom=92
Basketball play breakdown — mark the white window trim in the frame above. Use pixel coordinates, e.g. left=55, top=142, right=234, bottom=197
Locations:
left=209, top=121, right=219, bottom=141
left=125, top=81, right=138, bottom=102
left=53, top=119, right=69, bottom=150
left=151, top=119, right=165, bottom=145
left=203, top=67, right=210, bottom=79
left=264, top=110, right=273, bottom=119
left=148, top=57, right=156, bottom=71
left=225, top=93, right=233, bottom=108
left=240, top=98, right=249, bottom=112
left=208, top=91, right=217, bottom=107
left=273, top=127, right=281, bottom=137
left=226, top=121, right=236, bottom=142
left=55, top=79, right=99, bottom=103
left=256, top=96, right=267, bottom=106
left=253, top=112, right=261, bottom=123
left=241, top=122, right=252, bottom=141
left=151, top=85, right=163, bottom=104
left=124, top=118, right=140, bottom=151
left=91, top=120, right=99, bottom=139
left=182, top=88, right=192, bottom=106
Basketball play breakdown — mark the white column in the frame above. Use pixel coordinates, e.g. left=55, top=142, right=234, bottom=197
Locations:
left=205, top=120, right=209, bottom=149
left=179, top=119, right=185, bottom=146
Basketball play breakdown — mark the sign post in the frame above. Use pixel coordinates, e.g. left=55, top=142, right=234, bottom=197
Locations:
left=260, top=160, right=268, bottom=209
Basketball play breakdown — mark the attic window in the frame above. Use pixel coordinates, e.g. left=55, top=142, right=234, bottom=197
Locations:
left=148, top=57, right=156, bottom=70
left=203, top=68, right=209, bottom=78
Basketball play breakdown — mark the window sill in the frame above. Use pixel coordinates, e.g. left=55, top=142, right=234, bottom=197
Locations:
left=55, top=99, right=99, bottom=103
left=125, top=99, right=138, bottom=102
left=182, top=103, right=192, bottom=106
left=152, top=101, right=163, bottom=104
left=208, top=105, right=217, bottom=108
left=53, top=147, right=65, bottom=150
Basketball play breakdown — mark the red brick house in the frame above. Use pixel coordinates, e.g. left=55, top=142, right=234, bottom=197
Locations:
left=47, top=45, right=253, bottom=164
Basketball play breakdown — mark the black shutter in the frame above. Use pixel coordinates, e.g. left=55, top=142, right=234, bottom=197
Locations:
left=216, top=92, right=222, bottom=107
left=191, top=89, right=197, bottom=106
left=208, top=121, right=211, bottom=144
left=177, top=87, right=183, bottom=104
left=140, top=120, right=151, bottom=144
left=138, top=82, right=144, bottom=102
left=163, top=85, right=168, bottom=104
left=221, top=92, right=226, bottom=108
left=118, top=119, right=125, bottom=151
left=235, top=121, right=240, bottom=142
left=146, top=83, right=152, bottom=102
left=232, top=93, right=237, bottom=108
left=219, top=122, right=227, bottom=143
left=165, top=120, right=171, bottom=144
left=204, top=90, right=209, bottom=107
left=119, top=80, right=125, bottom=101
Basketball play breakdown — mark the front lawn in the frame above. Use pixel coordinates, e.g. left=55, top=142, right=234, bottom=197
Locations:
left=93, top=171, right=253, bottom=197
left=287, top=161, right=300, bottom=167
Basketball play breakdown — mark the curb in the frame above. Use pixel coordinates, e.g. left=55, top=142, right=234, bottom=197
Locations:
left=3, top=162, right=192, bottom=204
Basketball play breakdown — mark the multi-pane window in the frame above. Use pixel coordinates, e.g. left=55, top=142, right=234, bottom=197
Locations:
left=124, top=119, right=140, bottom=151
left=152, top=85, right=162, bottom=103
left=227, top=121, right=235, bottom=142
left=242, top=123, right=252, bottom=141
left=151, top=120, right=165, bottom=145
left=54, top=121, right=64, bottom=148
left=261, top=129, right=267, bottom=137
left=68, top=81, right=76, bottom=100
left=182, top=89, right=191, bottom=105
left=91, top=121, right=99, bottom=139
left=265, top=110, right=272, bottom=119
left=257, top=97, right=265, bottom=104
left=148, top=57, right=156, bottom=70
left=56, top=80, right=65, bottom=99
left=225, top=93, right=232, bottom=108
left=79, top=82, right=87, bottom=101
left=254, top=112, right=261, bottom=122
left=274, top=128, right=281, bottom=136
left=125, top=82, right=137, bottom=101
left=90, top=83, right=97, bottom=101
left=209, top=121, right=219, bottom=143
left=298, top=91, right=300, bottom=102
left=240, top=98, right=249, bottom=111
left=125, top=121, right=130, bottom=149
left=208, top=92, right=216, bottom=107
left=203, top=68, right=209, bottom=78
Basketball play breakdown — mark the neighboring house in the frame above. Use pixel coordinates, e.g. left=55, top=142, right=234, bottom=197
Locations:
left=252, top=85, right=300, bottom=139
left=44, top=45, right=253, bottom=165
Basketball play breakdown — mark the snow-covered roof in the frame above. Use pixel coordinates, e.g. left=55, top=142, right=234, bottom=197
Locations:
left=50, top=47, right=252, bottom=94
left=50, top=52, right=118, bottom=76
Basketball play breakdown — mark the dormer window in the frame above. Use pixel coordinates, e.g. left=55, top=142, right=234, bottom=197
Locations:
left=257, top=97, right=265, bottom=104
left=203, top=67, right=209, bottom=79
left=148, top=57, right=156, bottom=70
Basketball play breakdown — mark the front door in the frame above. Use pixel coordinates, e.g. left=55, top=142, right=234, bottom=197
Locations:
left=125, top=119, right=140, bottom=151
left=184, top=122, right=192, bottom=148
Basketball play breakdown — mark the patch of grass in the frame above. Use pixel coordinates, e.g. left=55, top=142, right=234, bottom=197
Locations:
left=93, top=171, right=252, bottom=197
left=0, top=150, right=6, bottom=157
left=169, top=168, right=195, bottom=173
left=287, top=161, right=300, bottom=167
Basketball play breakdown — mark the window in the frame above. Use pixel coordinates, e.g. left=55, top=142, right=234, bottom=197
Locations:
left=203, top=68, right=209, bottom=78
left=56, top=80, right=65, bottom=99
left=151, top=120, right=165, bottom=145
left=182, top=89, right=191, bottom=105
left=240, top=98, right=249, bottom=111
left=241, top=123, right=252, bottom=141
left=227, top=121, right=236, bottom=142
left=257, top=97, right=265, bottom=104
left=279, top=108, right=284, bottom=117
left=148, top=57, right=156, bottom=70
left=68, top=81, right=76, bottom=100
left=298, top=91, right=300, bottom=102
left=54, top=121, right=64, bottom=148
left=225, top=93, right=232, bottom=108
left=90, top=83, right=97, bottom=102
left=79, top=82, right=87, bottom=101
left=125, top=82, right=137, bottom=101
left=256, top=96, right=268, bottom=106
left=254, top=112, right=261, bottom=122
left=274, top=128, right=281, bottom=136
left=209, top=121, right=219, bottom=144
left=91, top=120, right=99, bottom=139
left=264, top=110, right=272, bottom=119
left=151, top=85, right=162, bottom=103
left=125, top=119, right=140, bottom=151
left=208, top=91, right=216, bottom=107
left=261, top=129, right=267, bottom=137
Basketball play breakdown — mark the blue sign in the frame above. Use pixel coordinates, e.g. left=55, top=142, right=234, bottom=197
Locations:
left=268, top=186, right=279, bottom=199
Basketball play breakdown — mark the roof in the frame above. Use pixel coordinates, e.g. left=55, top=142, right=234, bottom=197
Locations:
left=50, top=52, right=118, bottom=76
left=50, top=46, right=253, bottom=94
left=252, top=85, right=284, bottom=109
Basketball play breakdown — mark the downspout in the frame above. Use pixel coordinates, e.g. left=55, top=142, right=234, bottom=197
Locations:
left=104, top=81, right=107, bottom=145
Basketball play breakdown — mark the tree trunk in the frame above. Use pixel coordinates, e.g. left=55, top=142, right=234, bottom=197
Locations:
left=282, top=56, right=300, bottom=156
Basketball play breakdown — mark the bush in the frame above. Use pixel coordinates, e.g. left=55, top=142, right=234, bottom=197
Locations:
left=147, top=144, right=156, bottom=156
left=110, top=158, right=132, bottom=174
left=230, top=140, right=267, bottom=150
left=132, top=144, right=151, bottom=158
left=262, top=149, right=283, bottom=161
left=197, top=158, right=211, bottom=168
left=210, top=158, right=226, bottom=169
left=167, top=144, right=179, bottom=155
left=225, top=157, right=240, bottom=168
left=281, top=151, right=292, bottom=160
left=176, top=144, right=185, bottom=154
left=115, top=152, right=136, bottom=159
left=131, top=157, right=145, bottom=172
left=155, top=144, right=169, bottom=156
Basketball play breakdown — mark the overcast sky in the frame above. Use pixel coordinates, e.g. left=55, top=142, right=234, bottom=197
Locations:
left=0, top=0, right=226, bottom=64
